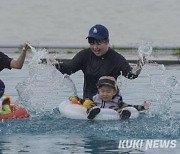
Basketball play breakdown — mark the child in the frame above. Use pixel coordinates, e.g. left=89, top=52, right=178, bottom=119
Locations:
left=87, top=76, right=150, bottom=120
left=0, top=80, right=11, bottom=115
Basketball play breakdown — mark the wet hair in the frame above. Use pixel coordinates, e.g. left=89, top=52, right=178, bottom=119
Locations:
left=88, top=37, right=109, bottom=45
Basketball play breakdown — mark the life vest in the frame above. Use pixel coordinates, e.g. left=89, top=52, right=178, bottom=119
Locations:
left=93, top=93, right=122, bottom=108
left=0, top=94, right=11, bottom=110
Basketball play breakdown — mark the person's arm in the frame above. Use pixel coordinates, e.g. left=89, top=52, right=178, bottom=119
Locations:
left=55, top=50, right=87, bottom=75
left=54, top=60, right=72, bottom=75
left=118, top=100, right=150, bottom=111
left=118, top=100, right=129, bottom=109
left=118, top=61, right=139, bottom=79
left=127, top=101, right=150, bottom=111
left=118, top=54, right=146, bottom=79
left=121, top=61, right=145, bottom=79
left=10, top=43, right=29, bottom=69
left=131, top=56, right=146, bottom=76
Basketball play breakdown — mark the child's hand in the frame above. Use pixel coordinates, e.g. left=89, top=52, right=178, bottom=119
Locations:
left=143, top=101, right=150, bottom=110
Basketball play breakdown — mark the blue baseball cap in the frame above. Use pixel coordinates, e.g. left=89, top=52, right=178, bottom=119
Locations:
left=86, top=24, right=109, bottom=40
left=0, top=80, right=5, bottom=97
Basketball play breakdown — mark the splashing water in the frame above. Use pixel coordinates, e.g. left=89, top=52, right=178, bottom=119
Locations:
left=137, top=41, right=178, bottom=120
left=119, top=41, right=178, bottom=123
left=15, top=46, right=77, bottom=115
left=144, top=63, right=178, bottom=121
left=118, top=41, right=153, bottom=92
left=62, top=74, right=78, bottom=96
left=1, top=44, right=180, bottom=146
left=138, top=41, right=153, bottom=62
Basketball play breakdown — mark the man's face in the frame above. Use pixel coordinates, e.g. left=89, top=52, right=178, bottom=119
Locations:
left=89, top=40, right=109, bottom=57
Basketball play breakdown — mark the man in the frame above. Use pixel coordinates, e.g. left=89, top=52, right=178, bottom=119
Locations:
left=55, top=24, right=144, bottom=99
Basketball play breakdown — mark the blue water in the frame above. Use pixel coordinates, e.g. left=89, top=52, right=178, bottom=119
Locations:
left=0, top=50, right=180, bottom=153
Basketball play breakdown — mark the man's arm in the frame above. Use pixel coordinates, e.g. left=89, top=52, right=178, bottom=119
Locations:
left=10, top=43, right=29, bottom=69
left=55, top=50, right=87, bottom=75
left=131, top=56, right=146, bottom=76
left=123, top=57, right=146, bottom=79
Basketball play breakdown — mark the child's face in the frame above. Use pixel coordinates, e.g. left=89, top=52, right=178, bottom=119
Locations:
left=98, top=85, right=116, bottom=101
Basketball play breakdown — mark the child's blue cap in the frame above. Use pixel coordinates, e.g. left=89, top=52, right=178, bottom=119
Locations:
left=86, top=24, right=109, bottom=40
left=0, top=80, right=5, bottom=97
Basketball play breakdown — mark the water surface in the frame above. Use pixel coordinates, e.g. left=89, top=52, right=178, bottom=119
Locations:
left=0, top=50, right=180, bottom=153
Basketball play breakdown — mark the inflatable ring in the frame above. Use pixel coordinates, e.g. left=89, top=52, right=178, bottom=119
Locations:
left=59, top=100, right=139, bottom=120
left=0, top=104, right=30, bottom=120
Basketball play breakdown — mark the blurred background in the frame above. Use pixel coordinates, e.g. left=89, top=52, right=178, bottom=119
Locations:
left=0, top=0, right=180, bottom=47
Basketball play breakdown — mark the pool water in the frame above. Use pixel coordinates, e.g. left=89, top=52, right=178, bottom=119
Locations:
left=0, top=50, right=180, bottom=154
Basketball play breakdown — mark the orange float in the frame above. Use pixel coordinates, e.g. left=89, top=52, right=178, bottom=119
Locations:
left=0, top=104, right=30, bottom=120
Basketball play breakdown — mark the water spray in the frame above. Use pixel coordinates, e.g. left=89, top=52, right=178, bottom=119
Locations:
left=138, top=41, right=153, bottom=64
left=62, top=74, right=78, bottom=96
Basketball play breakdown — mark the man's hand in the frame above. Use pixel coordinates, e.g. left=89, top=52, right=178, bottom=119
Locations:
left=131, top=56, right=147, bottom=75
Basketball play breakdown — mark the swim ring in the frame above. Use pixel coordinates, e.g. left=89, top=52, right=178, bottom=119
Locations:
left=0, top=104, right=30, bottom=120
left=59, top=100, right=139, bottom=120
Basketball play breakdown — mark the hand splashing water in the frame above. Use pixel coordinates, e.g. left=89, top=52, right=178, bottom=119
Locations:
left=15, top=44, right=63, bottom=114
left=131, top=41, right=153, bottom=75
left=26, top=42, right=36, bottom=53
left=138, top=41, right=153, bottom=63
left=136, top=41, right=178, bottom=121
left=15, top=44, right=78, bottom=114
